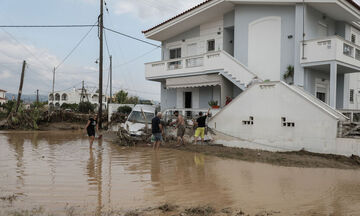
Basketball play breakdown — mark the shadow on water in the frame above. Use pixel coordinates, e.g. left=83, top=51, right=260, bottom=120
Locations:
left=1, top=131, right=360, bottom=215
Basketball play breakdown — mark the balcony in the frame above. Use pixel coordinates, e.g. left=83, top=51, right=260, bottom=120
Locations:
left=145, top=50, right=257, bottom=86
left=301, top=36, right=360, bottom=69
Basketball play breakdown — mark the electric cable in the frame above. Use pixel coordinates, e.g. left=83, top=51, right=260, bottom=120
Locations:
left=55, top=21, right=98, bottom=71
left=104, top=27, right=160, bottom=48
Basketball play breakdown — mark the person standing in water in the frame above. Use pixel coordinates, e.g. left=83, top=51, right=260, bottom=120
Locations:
left=170, top=111, right=186, bottom=147
left=151, top=112, right=163, bottom=150
left=85, top=114, right=99, bottom=145
left=194, top=109, right=210, bottom=145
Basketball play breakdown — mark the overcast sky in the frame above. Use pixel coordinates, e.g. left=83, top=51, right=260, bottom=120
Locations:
left=0, top=0, right=204, bottom=100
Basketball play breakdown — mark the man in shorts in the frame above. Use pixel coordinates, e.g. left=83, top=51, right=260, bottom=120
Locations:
left=194, top=109, right=210, bottom=145
left=170, top=111, right=186, bottom=147
left=152, top=112, right=163, bottom=150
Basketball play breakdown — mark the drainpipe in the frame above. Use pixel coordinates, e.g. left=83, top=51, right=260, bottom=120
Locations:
left=302, top=0, right=306, bottom=59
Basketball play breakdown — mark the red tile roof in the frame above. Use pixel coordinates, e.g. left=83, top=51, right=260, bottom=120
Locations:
left=142, top=0, right=213, bottom=34
left=142, top=0, right=360, bottom=35
left=346, top=0, right=360, bottom=11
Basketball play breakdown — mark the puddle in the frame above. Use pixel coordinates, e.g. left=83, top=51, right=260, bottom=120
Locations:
left=1, top=131, right=360, bottom=215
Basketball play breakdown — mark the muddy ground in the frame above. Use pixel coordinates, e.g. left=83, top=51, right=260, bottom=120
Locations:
left=113, top=134, right=360, bottom=169
left=0, top=200, right=277, bottom=216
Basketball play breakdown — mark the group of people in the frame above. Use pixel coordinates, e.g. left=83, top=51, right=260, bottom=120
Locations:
left=84, top=109, right=211, bottom=150
left=151, top=109, right=210, bottom=150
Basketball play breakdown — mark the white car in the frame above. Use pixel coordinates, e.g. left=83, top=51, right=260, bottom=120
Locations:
left=121, top=104, right=156, bottom=136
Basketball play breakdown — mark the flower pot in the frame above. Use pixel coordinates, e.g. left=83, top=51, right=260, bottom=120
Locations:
left=211, top=105, right=220, bottom=109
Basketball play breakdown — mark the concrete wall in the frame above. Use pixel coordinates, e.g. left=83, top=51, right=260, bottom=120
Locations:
left=208, top=82, right=360, bottom=156
left=304, top=6, right=336, bottom=40
left=234, top=5, right=295, bottom=81
left=160, top=81, right=177, bottom=110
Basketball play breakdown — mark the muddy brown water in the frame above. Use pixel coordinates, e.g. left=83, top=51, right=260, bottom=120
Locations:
left=1, top=131, right=360, bottom=215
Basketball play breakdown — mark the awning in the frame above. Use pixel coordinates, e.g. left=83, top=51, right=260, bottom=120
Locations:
left=166, top=74, right=221, bottom=89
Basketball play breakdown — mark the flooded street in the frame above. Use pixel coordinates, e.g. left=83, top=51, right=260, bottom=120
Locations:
left=1, top=131, right=360, bottom=215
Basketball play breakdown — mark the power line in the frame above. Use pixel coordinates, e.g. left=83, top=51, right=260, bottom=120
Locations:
left=1, top=28, right=52, bottom=71
left=112, top=47, right=159, bottom=69
left=55, top=21, right=98, bottom=71
left=104, top=26, right=160, bottom=48
left=0, top=24, right=97, bottom=28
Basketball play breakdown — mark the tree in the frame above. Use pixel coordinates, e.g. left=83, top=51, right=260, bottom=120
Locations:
left=127, top=96, right=139, bottom=104
left=117, top=105, right=132, bottom=114
left=60, top=103, right=79, bottom=111
left=115, top=90, right=129, bottom=104
left=78, top=102, right=95, bottom=113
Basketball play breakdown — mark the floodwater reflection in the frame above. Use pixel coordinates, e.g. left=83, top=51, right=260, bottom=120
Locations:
left=1, top=131, right=360, bottom=215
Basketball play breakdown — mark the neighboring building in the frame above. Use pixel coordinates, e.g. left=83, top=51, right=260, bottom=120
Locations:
left=48, top=88, right=107, bottom=109
left=143, top=0, right=360, bottom=110
left=0, top=89, right=7, bottom=105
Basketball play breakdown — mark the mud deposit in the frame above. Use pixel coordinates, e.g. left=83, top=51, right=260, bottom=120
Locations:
left=1, top=131, right=360, bottom=216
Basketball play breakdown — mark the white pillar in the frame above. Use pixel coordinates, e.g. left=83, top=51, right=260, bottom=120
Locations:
left=330, top=62, right=337, bottom=108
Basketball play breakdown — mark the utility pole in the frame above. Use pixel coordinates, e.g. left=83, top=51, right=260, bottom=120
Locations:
left=15, top=60, right=26, bottom=113
left=36, top=89, right=39, bottom=104
left=110, top=55, right=112, bottom=102
left=98, top=0, right=104, bottom=128
left=51, top=67, right=55, bottom=110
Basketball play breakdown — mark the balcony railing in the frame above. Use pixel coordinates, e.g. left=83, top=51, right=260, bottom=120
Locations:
left=301, top=35, right=360, bottom=68
left=145, top=51, right=257, bottom=86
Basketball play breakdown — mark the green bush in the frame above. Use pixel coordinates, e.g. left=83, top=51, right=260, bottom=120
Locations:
left=78, top=102, right=95, bottom=114
left=61, top=103, right=79, bottom=111
left=117, top=105, right=132, bottom=114
left=1, top=100, right=16, bottom=115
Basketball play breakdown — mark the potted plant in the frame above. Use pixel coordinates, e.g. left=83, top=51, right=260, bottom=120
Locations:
left=283, top=65, right=294, bottom=84
left=208, top=100, right=219, bottom=109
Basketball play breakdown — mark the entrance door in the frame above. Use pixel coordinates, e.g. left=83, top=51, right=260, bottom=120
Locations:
left=185, top=92, right=192, bottom=108
left=184, top=92, right=192, bottom=117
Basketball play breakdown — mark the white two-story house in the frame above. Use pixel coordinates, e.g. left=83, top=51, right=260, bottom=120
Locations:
left=143, top=0, right=360, bottom=111
left=48, top=88, right=106, bottom=109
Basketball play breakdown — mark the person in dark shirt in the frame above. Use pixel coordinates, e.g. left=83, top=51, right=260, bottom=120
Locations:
left=152, top=112, right=163, bottom=150
left=194, top=109, right=210, bottom=145
left=85, top=114, right=99, bottom=145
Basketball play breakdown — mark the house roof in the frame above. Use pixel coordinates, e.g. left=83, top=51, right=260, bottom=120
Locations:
left=0, top=89, right=6, bottom=92
left=142, top=0, right=360, bottom=37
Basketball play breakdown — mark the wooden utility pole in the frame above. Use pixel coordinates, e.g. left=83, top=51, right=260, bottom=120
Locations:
left=36, top=89, right=39, bottom=104
left=110, top=55, right=112, bottom=102
left=98, top=0, right=104, bottom=128
left=15, top=60, right=26, bottom=113
left=51, top=67, right=55, bottom=110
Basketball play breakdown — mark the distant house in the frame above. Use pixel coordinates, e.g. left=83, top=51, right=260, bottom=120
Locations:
left=48, top=88, right=107, bottom=109
left=0, top=89, right=7, bottom=105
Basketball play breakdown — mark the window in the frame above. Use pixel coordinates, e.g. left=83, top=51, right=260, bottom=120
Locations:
left=128, top=111, right=155, bottom=124
left=281, top=117, right=295, bottom=127
left=343, top=44, right=354, bottom=57
left=207, top=40, right=215, bottom=52
left=169, top=48, right=181, bottom=59
left=350, top=89, right=354, bottom=103
left=316, top=92, right=326, bottom=103
left=242, top=116, right=254, bottom=125
left=352, top=34, right=357, bottom=44
left=356, top=49, right=360, bottom=61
